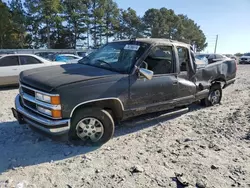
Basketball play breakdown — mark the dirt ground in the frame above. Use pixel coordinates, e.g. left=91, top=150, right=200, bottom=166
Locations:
left=0, top=65, right=249, bottom=188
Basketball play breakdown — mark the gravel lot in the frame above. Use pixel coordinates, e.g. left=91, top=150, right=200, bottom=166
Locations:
left=0, top=65, right=250, bottom=188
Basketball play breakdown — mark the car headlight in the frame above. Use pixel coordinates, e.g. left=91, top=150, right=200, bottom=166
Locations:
left=37, top=106, right=52, bottom=116
left=37, top=106, right=62, bottom=118
left=35, top=92, right=61, bottom=105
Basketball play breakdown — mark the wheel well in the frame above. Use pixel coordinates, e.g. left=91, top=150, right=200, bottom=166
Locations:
left=71, top=99, right=124, bottom=122
left=211, top=77, right=226, bottom=87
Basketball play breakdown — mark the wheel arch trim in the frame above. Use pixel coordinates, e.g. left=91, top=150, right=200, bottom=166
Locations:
left=69, top=98, right=124, bottom=118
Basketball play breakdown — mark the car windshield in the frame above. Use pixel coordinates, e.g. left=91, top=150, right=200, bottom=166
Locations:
left=243, top=53, right=250, bottom=56
left=78, top=41, right=150, bottom=74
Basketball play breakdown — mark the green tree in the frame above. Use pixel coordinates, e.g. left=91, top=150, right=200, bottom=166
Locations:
left=102, top=0, right=119, bottom=43
left=9, top=0, right=32, bottom=48
left=117, top=8, right=143, bottom=40
left=143, top=8, right=207, bottom=51
left=63, top=0, right=90, bottom=48
left=235, top=53, right=243, bottom=57
left=176, top=14, right=207, bottom=51
left=89, top=0, right=105, bottom=47
left=0, top=0, right=12, bottom=48
left=0, top=0, right=29, bottom=48
left=25, top=0, right=63, bottom=48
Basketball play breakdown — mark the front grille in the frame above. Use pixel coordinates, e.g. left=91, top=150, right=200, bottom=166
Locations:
left=20, top=85, right=36, bottom=111
left=19, top=84, right=61, bottom=120
left=23, top=98, right=36, bottom=110
left=242, top=58, right=247, bottom=61
left=22, top=86, right=35, bottom=97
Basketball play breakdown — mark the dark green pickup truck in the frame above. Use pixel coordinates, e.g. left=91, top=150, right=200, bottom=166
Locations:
left=12, top=38, right=237, bottom=145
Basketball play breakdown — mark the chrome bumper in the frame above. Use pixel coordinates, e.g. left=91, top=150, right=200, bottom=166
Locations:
left=14, top=94, right=70, bottom=135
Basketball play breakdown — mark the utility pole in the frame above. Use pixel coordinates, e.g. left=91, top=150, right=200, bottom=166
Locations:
left=214, top=35, right=218, bottom=53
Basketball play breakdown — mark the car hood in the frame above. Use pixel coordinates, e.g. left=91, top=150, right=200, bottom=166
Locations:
left=20, top=64, right=120, bottom=92
left=241, top=56, right=250, bottom=59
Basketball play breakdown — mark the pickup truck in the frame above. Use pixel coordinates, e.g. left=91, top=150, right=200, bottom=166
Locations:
left=12, top=38, right=237, bottom=145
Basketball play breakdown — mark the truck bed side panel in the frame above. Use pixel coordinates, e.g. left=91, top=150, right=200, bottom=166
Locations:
left=195, top=60, right=237, bottom=89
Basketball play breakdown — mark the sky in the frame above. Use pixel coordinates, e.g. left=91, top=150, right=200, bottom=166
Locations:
left=115, top=0, right=250, bottom=54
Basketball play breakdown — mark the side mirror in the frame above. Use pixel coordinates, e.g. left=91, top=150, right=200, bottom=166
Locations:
left=141, top=61, right=148, bottom=69
left=139, top=68, right=154, bottom=80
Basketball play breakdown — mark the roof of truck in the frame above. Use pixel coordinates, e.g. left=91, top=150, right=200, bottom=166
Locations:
left=113, top=38, right=191, bottom=48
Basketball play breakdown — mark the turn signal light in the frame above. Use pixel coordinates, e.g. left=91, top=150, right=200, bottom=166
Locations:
left=51, top=96, right=61, bottom=105
left=52, top=110, right=62, bottom=119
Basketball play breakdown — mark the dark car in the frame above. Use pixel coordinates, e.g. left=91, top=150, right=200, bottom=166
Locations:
left=12, top=39, right=237, bottom=145
left=195, top=53, right=229, bottom=64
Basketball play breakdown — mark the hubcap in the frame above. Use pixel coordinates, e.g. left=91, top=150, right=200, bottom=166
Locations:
left=209, top=89, right=221, bottom=105
left=76, top=118, right=104, bottom=142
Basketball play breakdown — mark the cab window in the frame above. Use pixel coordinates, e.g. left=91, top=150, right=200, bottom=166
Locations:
left=144, top=45, right=174, bottom=75
left=177, top=47, right=190, bottom=72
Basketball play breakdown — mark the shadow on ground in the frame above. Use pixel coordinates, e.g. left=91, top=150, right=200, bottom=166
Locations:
left=0, top=85, right=18, bottom=91
left=0, top=104, right=203, bottom=174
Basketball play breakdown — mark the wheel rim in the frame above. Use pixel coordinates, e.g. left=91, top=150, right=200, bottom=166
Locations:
left=76, top=118, right=104, bottom=142
left=209, top=89, right=221, bottom=105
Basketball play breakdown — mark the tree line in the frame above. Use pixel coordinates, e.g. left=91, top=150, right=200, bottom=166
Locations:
left=0, top=0, right=207, bottom=51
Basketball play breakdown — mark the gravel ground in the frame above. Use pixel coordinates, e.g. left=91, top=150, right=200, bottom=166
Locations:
left=0, top=65, right=250, bottom=188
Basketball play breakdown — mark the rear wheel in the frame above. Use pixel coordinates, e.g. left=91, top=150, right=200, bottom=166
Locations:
left=201, top=83, right=222, bottom=107
left=69, top=107, right=114, bottom=145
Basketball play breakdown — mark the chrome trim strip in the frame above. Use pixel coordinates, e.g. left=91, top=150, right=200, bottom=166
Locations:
left=22, top=93, right=61, bottom=110
left=22, top=99, right=62, bottom=120
left=15, top=94, right=70, bottom=128
left=21, top=84, right=59, bottom=97
left=70, top=98, right=124, bottom=118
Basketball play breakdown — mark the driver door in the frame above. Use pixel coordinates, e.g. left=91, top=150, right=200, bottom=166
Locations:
left=128, top=45, right=179, bottom=113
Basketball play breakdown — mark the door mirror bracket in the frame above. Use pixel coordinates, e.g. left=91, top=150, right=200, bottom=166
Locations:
left=138, top=68, right=154, bottom=80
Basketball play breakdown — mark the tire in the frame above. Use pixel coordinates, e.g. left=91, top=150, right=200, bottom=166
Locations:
left=69, top=107, right=114, bottom=146
left=201, top=83, right=222, bottom=107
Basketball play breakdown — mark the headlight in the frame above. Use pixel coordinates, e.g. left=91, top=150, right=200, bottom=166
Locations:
left=37, top=106, right=62, bottom=118
left=35, top=92, right=61, bottom=105
left=37, top=106, right=52, bottom=116
left=36, top=93, right=51, bottom=103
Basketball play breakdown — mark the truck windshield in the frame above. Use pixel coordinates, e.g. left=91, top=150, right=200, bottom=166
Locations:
left=243, top=53, right=250, bottom=56
left=78, top=41, right=150, bottom=74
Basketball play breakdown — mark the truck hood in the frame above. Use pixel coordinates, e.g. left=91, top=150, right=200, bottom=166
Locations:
left=20, top=64, right=120, bottom=92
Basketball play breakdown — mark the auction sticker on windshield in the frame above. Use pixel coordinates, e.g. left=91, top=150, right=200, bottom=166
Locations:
left=124, top=44, right=140, bottom=51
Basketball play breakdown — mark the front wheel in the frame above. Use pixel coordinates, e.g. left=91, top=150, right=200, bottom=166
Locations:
left=69, top=107, right=115, bottom=145
left=201, top=83, right=222, bottom=107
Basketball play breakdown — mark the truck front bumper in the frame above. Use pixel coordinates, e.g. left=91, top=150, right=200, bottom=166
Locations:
left=12, top=94, right=70, bottom=135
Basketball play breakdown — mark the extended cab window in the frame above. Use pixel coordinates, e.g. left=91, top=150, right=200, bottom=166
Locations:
left=144, top=46, right=174, bottom=75
left=177, top=47, right=190, bottom=72
left=0, top=56, right=19, bottom=67
left=20, top=56, right=41, bottom=65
